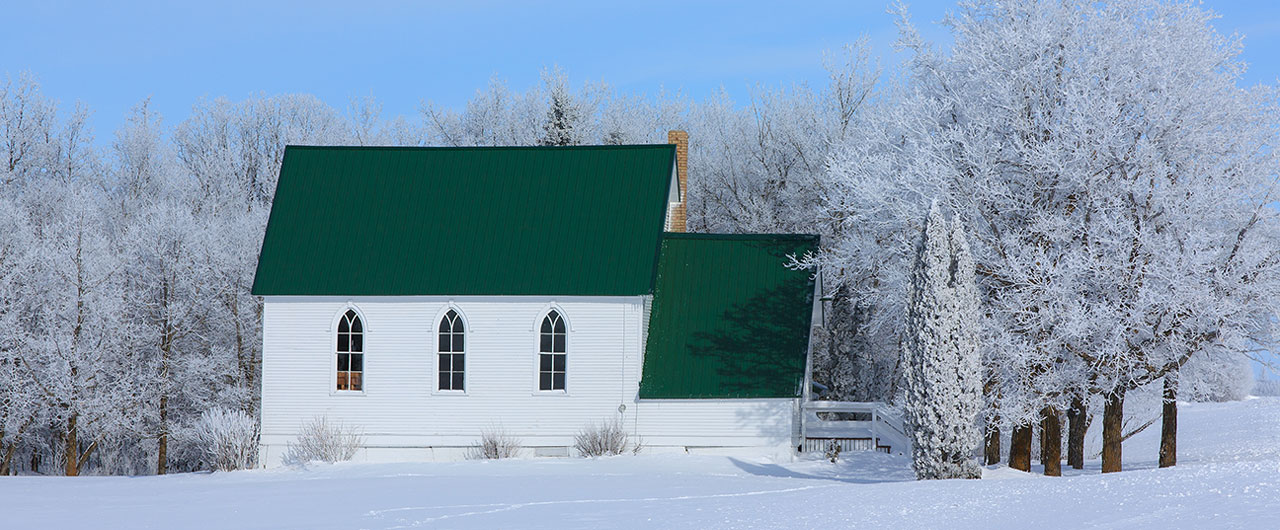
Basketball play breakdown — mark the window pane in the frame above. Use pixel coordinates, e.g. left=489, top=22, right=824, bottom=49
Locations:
left=438, top=353, right=450, bottom=372
left=350, top=315, right=362, bottom=333
left=439, top=334, right=451, bottom=353
left=553, top=334, right=565, bottom=353
left=452, top=334, right=464, bottom=353
left=539, top=372, right=553, bottom=390
left=453, top=317, right=463, bottom=333
left=452, top=373, right=464, bottom=391
left=337, top=371, right=348, bottom=390
left=540, top=334, right=552, bottom=353
left=552, top=372, right=565, bottom=390
left=541, top=317, right=553, bottom=334
left=439, top=372, right=451, bottom=390
left=439, top=317, right=450, bottom=333
left=337, top=353, right=349, bottom=371
left=553, top=354, right=565, bottom=372
left=338, top=317, right=349, bottom=334
left=350, top=353, right=363, bottom=373
left=350, top=373, right=362, bottom=391
left=540, top=353, right=552, bottom=372
left=453, top=353, right=464, bottom=372
left=351, top=334, right=363, bottom=353
left=337, top=333, right=349, bottom=353
left=554, top=318, right=565, bottom=334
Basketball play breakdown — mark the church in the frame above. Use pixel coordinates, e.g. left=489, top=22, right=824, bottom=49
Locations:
left=251, top=131, right=820, bottom=465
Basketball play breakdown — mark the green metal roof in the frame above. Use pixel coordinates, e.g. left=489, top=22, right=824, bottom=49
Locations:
left=251, top=145, right=675, bottom=296
left=639, top=233, right=819, bottom=399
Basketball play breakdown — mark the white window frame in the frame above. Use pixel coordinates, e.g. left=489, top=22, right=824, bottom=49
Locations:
left=330, top=305, right=368, bottom=396
left=533, top=306, right=569, bottom=395
left=433, top=305, right=468, bottom=396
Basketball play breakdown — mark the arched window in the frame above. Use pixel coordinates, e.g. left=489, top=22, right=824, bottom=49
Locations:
left=336, top=309, right=364, bottom=391
left=538, top=310, right=566, bottom=391
left=438, top=309, right=465, bottom=391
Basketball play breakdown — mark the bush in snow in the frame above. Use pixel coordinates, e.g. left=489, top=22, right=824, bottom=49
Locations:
left=467, top=428, right=522, bottom=460
left=574, top=418, right=631, bottom=457
left=824, top=441, right=842, bottom=463
left=187, top=408, right=259, bottom=472
left=1253, top=378, right=1280, bottom=397
left=900, top=203, right=983, bottom=480
left=282, top=416, right=362, bottom=466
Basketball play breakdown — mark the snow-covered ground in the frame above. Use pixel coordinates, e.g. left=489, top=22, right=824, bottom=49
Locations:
left=4, top=398, right=1278, bottom=529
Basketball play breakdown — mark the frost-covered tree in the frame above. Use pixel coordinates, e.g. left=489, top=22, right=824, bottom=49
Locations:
left=540, top=68, right=588, bottom=147
left=901, top=203, right=982, bottom=480
left=174, top=94, right=347, bottom=207
left=819, top=0, right=1280, bottom=474
left=686, top=42, right=878, bottom=236
left=1182, top=351, right=1256, bottom=403
left=0, top=73, right=58, bottom=187
left=423, top=69, right=660, bottom=149
left=424, top=76, right=558, bottom=147
left=29, top=180, right=134, bottom=476
left=0, top=194, right=37, bottom=475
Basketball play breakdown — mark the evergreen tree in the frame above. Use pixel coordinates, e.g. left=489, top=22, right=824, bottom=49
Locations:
left=539, top=70, right=584, bottom=146
left=901, top=202, right=982, bottom=480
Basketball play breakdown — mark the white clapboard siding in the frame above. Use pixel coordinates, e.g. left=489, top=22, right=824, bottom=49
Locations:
left=632, top=399, right=798, bottom=449
left=259, top=295, right=799, bottom=466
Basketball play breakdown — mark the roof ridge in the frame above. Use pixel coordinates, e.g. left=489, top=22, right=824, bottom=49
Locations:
left=282, top=144, right=676, bottom=151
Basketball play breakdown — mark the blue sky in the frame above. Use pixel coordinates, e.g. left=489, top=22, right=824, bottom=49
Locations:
left=5, top=1, right=1280, bottom=143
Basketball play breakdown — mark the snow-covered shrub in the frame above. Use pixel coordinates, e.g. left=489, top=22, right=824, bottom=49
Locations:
left=1253, top=378, right=1280, bottom=397
left=900, top=203, right=982, bottom=480
left=825, top=441, right=842, bottom=463
left=188, top=408, right=259, bottom=471
left=574, top=418, right=631, bottom=457
left=282, top=416, right=362, bottom=466
left=467, top=428, right=522, bottom=460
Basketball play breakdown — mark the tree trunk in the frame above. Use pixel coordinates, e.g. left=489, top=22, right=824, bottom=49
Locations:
left=1067, top=394, right=1087, bottom=469
left=1009, top=423, right=1032, bottom=472
left=984, top=422, right=1001, bottom=466
left=1159, top=374, right=1177, bottom=468
left=1040, top=406, right=1062, bottom=476
left=0, top=413, right=34, bottom=475
left=1102, top=389, right=1125, bottom=473
left=0, top=442, right=14, bottom=475
left=157, top=322, right=172, bottom=476
left=157, top=394, right=168, bottom=475
left=64, top=414, right=79, bottom=477
left=982, top=373, right=1001, bottom=466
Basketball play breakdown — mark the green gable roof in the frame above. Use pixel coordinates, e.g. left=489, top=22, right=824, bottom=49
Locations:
left=252, top=145, right=675, bottom=296
left=639, top=233, right=819, bottom=399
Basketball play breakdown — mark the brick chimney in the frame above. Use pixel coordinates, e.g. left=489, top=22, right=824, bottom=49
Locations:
left=667, top=130, right=689, bottom=232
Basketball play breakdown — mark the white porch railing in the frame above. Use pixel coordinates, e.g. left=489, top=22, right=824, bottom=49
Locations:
left=800, top=401, right=910, bottom=455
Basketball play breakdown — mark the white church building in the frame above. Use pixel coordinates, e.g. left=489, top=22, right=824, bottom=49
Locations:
left=251, top=132, right=822, bottom=465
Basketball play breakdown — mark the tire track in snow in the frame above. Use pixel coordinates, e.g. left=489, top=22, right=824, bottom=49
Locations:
left=368, top=484, right=839, bottom=528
